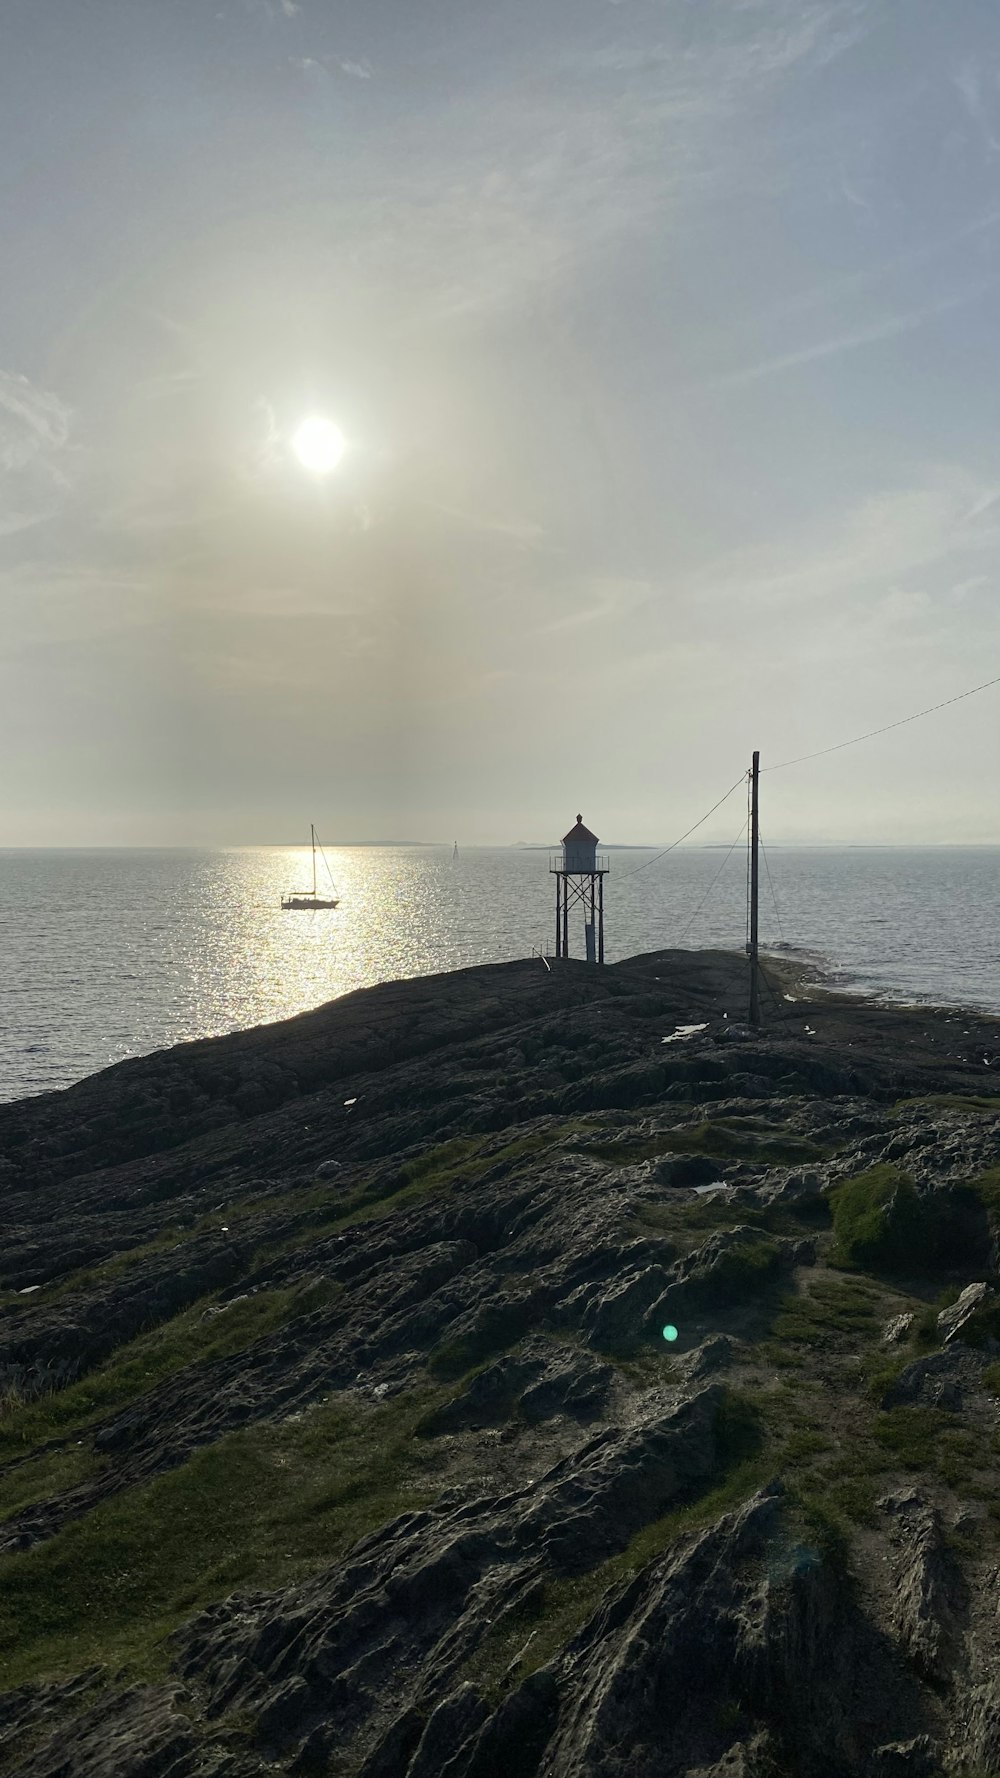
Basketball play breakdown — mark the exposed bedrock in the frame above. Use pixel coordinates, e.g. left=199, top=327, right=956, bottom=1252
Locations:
left=2, top=951, right=1000, bottom=1776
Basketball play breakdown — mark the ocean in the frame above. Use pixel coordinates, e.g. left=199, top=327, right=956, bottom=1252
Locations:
left=1, top=844, right=998, bottom=1103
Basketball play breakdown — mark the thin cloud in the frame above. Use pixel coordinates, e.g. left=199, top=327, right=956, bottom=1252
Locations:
left=0, top=371, right=70, bottom=467
left=341, top=0, right=876, bottom=330
left=144, top=308, right=197, bottom=343
left=290, top=53, right=373, bottom=80
left=537, top=577, right=652, bottom=635
left=735, top=204, right=1000, bottom=337
left=2, top=563, right=155, bottom=657
left=954, top=61, right=1000, bottom=154
left=687, top=469, right=1000, bottom=615
left=0, top=369, right=73, bottom=536
left=714, top=285, right=994, bottom=387
left=423, top=501, right=546, bottom=548
left=839, top=170, right=874, bottom=213
left=134, top=368, right=205, bottom=401
left=240, top=0, right=302, bottom=23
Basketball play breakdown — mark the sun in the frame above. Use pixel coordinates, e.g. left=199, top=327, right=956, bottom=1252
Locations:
left=291, top=416, right=347, bottom=475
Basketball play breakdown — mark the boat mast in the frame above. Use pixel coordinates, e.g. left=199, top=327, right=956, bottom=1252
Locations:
left=311, top=823, right=317, bottom=897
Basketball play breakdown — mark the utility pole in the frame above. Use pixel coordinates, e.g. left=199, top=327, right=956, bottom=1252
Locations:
left=748, top=750, right=761, bottom=1028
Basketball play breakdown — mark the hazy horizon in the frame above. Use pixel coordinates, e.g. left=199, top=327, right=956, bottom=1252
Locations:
left=3, top=838, right=1000, bottom=853
left=3, top=2, right=1000, bottom=848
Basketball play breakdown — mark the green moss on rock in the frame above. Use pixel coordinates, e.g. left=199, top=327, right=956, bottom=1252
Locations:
left=828, top=1165, right=931, bottom=1274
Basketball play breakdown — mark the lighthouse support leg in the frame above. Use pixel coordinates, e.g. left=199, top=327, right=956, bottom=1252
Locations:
left=555, top=875, right=563, bottom=960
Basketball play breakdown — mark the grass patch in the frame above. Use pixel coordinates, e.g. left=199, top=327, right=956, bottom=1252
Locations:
left=827, top=1165, right=933, bottom=1274
left=6, top=1224, right=217, bottom=1306
left=778, top=1395, right=986, bottom=1522
left=782, top=1427, right=833, bottom=1462
left=788, top=1489, right=852, bottom=1567
left=607, top=1351, right=679, bottom=1387
left=39, top=1127, right=581, bottom=1305
left=756, top=1388, right=838, bottom=1475
left=758, top=1341, right=805, bottom=1370
left=0, top=1382, right=454, bottom=1690
left=872, top=1405, right=962, bottom=1469
left=0, top=1278, right=337, bottom=1463
left=389, top=1127, right=581, bottom=1201
left=398, top=1137, right=483, bottom=1185
left=859, top=1353, right=909, bottom=1403
left=971, top=1167, right=1000, bottom=1220
left=912, top=1305, right=943, bottom=1351
left=0, top=1445, right=108, bottom=1523
left=934, top=1426, right=982, bottom=1489
left=587, top=1117, right=829, bottom=1170
left=896, top=1094, right=1000, bottom=1117
left=758, top=1276, right=991, bottom=1537
left=825, top=1474, right=878, bottom=1525
left=635, top=1195, right=828, bottom=1255
left=259, top=1125, right=584, bottom=1270
left=769, top=1272, right=884, bottom=1352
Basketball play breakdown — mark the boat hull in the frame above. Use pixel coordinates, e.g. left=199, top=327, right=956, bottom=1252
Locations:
left=281, top=897, right=339, bottom=910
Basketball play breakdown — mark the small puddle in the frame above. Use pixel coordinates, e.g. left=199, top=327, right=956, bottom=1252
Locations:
left=662, top=1023, right=709, bottom=1045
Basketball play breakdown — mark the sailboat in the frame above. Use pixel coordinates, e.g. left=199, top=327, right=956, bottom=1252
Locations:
left=281, top=825, right=340, bottom=910
left=452, top=841, right=459, bottom=861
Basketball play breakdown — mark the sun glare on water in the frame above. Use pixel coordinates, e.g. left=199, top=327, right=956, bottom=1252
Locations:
left=291, top=416, right=347, bottom=475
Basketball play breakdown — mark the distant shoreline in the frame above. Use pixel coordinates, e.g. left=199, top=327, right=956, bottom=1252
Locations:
left=1, top=841, right=999, bottom=854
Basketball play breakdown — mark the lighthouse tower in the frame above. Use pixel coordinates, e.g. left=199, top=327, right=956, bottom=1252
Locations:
left=550, top=815, right=608, bottom=962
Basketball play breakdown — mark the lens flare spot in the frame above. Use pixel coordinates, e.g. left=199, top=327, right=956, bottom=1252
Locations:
left=662, top=1324, right=679, bottom=1343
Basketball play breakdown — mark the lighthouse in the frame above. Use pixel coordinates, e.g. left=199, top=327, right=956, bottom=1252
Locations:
left=550, top=815, right=608, bottom=962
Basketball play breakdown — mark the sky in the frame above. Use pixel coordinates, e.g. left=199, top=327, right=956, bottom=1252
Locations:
left=2, top=0, right=1000, bottom=846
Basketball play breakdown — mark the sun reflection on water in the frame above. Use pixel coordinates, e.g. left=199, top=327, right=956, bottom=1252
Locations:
left=2, top=843, right=1000, bottom=1101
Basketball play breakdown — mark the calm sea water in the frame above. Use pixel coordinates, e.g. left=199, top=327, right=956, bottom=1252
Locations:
left=0, top=845, right=998, bottom=1103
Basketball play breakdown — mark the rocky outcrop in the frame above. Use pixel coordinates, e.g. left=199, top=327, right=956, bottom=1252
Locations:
left=937, top=1281, right=999, bottom=1346
left=882, top=1494, right=967, bottom=1684
left=1, top=950, right=1000, bottom=1776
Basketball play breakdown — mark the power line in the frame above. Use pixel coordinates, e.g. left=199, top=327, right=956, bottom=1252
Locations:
left=678, top=814, right=748, bottom=944
left=758, top=827, right=784, bottom=942
left=620, top=773, right=748, bottom=878
left=764, top=669, right=1000, bottom=772
left=757, top=955, right=796, bottom=1025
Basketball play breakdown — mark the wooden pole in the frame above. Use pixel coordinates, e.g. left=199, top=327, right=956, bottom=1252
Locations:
left=598, top=872, right=605, bottom=963
left=748, top=751, right=761, bottom=1028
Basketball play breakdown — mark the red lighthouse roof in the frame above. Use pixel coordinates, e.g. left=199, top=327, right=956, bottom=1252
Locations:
left=562, top=814, right=599, bottom=845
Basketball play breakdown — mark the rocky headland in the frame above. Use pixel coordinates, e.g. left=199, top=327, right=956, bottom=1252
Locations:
left=2, top=948, right=1000, bottom=1777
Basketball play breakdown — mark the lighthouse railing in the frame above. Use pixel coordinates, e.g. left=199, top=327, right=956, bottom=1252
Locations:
left=548, top=853, right=610, bottom=873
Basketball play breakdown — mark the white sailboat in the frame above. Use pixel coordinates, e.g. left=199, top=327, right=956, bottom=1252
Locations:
left=281, top=825, right=340, bottom=910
